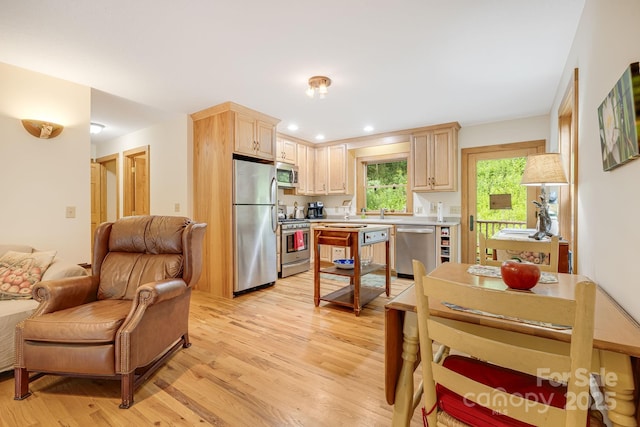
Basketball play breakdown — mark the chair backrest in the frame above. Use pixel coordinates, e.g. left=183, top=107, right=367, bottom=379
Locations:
left=412, top=259, right=595, bottom=427
left=92, top=215, right=207, bottom=300
left=478, top=232, right=560, bottom=272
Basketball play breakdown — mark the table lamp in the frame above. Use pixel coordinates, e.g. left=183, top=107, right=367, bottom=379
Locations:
left=520, top=153, right=568, bottom=240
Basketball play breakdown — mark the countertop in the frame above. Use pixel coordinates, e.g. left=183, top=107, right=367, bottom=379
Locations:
left=309, top=216, right=459, bottom=227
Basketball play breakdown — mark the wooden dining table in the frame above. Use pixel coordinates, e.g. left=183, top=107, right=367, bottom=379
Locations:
left=385, top=262, right=640, bottom=427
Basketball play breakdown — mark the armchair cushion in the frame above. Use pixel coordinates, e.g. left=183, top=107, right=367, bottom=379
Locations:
left=22, top=299, right=131, bottom=344
left=98, top=253, right=182, bottom=300
left=97, top=216, right=187, bottom=300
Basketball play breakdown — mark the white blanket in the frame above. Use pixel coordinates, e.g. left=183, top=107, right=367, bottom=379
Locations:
left=0, top=299, right=38, bottom=372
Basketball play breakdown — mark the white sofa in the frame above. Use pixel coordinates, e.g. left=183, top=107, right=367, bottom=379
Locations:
left=0, top=244, right=88, bottom=372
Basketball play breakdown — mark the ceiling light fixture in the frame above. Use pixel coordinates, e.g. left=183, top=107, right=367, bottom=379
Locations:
left=287, top=124, right=299, bottom=131
left=315, top=134, right=325, bottom=141
left=363, top=125, right=374, bottom=132
left=21, top=119, right=64, bottom=139
left=90, top=123, right=105, bottom=135
left=305, top=76, right=331, bottom=99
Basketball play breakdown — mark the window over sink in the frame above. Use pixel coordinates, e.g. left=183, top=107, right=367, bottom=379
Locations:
left=357, top=153, right=411, bottom=214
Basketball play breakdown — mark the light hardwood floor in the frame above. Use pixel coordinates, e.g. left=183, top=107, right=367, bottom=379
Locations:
left=0, top=271, right=424, bottom=427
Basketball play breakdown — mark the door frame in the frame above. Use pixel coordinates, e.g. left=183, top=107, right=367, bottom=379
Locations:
left=461, top=140, right=546, bottom=263
left=557, top=68, right=579, bottom=273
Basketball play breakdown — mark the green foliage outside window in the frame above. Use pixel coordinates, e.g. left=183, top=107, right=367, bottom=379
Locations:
left=365, top=160, right=407, bottom=212
left=476, top=157, right=527, bottom=221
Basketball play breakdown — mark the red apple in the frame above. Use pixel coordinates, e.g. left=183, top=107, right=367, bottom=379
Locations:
left=500, top=260, right=541, bottom=290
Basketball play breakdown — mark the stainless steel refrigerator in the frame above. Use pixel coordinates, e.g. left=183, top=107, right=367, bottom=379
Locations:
left=233, top=158, right=277, bottom=294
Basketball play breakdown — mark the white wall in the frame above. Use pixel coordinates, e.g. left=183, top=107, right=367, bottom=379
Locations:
left=93, top=115, right=192, bottom=218
left=550, top=0, right=640, bottom=320
left=459, top=115, right=550, bottom=150
left=0, top=63, right=91, bottom=264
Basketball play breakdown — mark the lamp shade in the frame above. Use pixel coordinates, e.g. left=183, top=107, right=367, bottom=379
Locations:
left=520, top=153, right=569, bottom=186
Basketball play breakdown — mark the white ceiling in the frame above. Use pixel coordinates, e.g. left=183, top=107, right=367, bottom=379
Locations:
left=0, top=0, right=585, bottom=144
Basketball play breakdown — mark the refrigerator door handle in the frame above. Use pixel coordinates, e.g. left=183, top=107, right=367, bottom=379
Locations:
left=271, top=205, right=277, bottom=232
left=270, top=177, right=277, bottom=205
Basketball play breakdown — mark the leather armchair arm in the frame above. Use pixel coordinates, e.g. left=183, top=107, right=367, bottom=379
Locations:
left=121, top=279, right=187, bottom=328
left=135, top=278, right=187, bottom=306
left=32, top=275, right=99, bottom=315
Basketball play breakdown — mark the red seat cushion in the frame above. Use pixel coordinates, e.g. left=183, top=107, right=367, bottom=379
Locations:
left=436, top=355, right=577, bottom=427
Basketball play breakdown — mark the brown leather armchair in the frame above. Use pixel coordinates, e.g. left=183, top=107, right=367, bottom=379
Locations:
left=14, top=215, right=206, bottom=408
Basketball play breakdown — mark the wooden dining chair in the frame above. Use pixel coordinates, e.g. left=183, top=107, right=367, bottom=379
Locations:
left=478, top=232, right=560, bottom=272
left=412, top=259, right=596, bottom=426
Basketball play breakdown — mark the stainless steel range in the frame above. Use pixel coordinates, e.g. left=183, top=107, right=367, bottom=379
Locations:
left=279, top=219, right=311, bottom=278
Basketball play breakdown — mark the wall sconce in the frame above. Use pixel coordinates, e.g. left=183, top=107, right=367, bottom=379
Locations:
left=305, top=76, right=332, bottom=99
left=21, top=119, right=64, bottom=139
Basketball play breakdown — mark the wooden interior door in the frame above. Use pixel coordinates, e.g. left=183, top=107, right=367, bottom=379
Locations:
left=123, top=146, right=150, bottom=216
left=461, top=140, right=545, bottom=264
left=90, top=162, right=103, bottom=255
left=91, top=154, right=119, bottom=257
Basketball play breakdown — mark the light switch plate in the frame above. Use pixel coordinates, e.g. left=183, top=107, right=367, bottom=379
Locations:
left=65, top=206, right=76, bottom=218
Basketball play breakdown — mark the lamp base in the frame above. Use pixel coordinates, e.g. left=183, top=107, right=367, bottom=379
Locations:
left=529, top=230, right=552, bottom=240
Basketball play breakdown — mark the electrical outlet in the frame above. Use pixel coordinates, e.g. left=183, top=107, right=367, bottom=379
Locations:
left=430, top=203, right=437, bottom=214
left=65, top=206, right=76, bottom=218
left=174, top=203, right=180, bottom=212
left=450, top=205, right=461, bottom=214
left=332, top=247, right=346, bottom=261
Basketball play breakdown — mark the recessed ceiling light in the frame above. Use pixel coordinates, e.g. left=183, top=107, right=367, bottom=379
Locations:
left=90, top=123, right=105, bottom=134
left=363, top=125, right=374, bottom=132
left=287, top=124, right=299, bottom=131
left=315, top=134, right=325, bottom=141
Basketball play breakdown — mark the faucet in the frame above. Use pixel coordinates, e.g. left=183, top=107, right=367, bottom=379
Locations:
left=380, top=208, right=387, bottom=219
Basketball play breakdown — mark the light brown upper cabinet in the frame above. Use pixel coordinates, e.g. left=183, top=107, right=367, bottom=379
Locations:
left=327, top=144, right=354, bottom=194
left=276, top=137, right=297, bottom=164
left=296, top=144, right=315, bottom=195
left=311, top=144, right=353, bottom=195
left=411, top=122, right=460, bottom=192
left=236, top=112, right=276, bottom=160
left=314, top=146, right=328, bottom=194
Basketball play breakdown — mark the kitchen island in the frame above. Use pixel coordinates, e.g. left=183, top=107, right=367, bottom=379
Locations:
left=313, top=224, right=391, bottom=316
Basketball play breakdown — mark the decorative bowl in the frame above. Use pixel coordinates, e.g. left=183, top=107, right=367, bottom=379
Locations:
left=500, top=260, right=541, bottom=290
left=333, top=259, right=354, bottom=269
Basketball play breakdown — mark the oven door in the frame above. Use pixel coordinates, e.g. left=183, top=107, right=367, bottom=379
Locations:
left=282, top=227, right=310, bottom=264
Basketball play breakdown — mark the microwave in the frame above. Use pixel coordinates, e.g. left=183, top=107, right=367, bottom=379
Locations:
left=276, top=162, right=299, bottom=188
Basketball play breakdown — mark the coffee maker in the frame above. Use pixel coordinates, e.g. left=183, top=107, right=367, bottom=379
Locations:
left=307, top=201, right=324, bottom=219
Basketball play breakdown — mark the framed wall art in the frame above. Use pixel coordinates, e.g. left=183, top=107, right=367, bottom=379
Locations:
left=597, top=62, right=640, bottom=171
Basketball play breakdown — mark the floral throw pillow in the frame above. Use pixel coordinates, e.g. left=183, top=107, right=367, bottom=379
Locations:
left=0, top=250, right=56, bottom=299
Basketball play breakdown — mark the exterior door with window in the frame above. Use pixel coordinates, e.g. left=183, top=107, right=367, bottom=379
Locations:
left=461, top=141, right=545, bottom=264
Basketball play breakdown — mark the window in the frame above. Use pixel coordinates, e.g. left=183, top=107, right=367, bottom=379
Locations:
left=363, top=157, right=408, bottom=212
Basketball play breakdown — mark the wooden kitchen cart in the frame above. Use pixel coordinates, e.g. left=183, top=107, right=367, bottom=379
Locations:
left=314, top=224, right=391, bottom=316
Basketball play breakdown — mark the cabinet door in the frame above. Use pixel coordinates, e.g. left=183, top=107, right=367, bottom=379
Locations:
left=411, top=134, right=431, bottom=191
left=297, top=144, right=308, bottom=193
left=431, top=127, right=456, bottom=191
left=306, top=146, right=315, bottom=195
left=411, top=126, right=458, bottom=192
left=256, top=119, right=275, bottom=160
left=236, top=112, right=258, bottom=156
left=328, top=145, right=347, bottom=194
left=314, top=146, right=327, bottom=194
left=284, top=139, right=297, bottom=164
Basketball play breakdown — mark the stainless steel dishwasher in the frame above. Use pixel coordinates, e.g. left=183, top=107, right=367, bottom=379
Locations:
left=395, top=225, right=436, bottom=278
